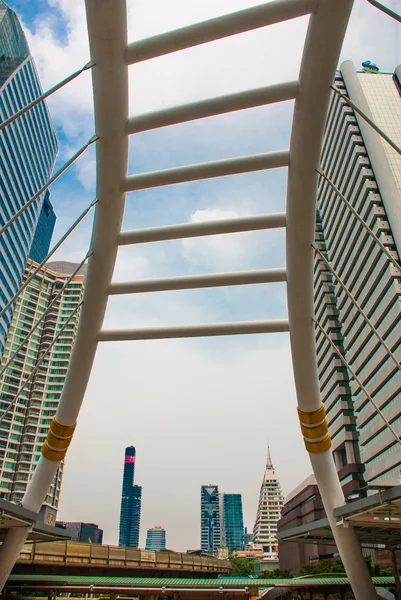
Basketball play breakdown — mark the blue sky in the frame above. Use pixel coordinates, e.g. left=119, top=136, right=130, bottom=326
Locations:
left=6, top=0, right=401, bottom=549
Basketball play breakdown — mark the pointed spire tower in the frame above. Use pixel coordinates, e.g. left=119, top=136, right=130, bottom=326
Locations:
left=252, top=446, right=284, bottom=561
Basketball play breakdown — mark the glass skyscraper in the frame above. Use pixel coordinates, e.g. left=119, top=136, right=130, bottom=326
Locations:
left=201, top=485, right=221, bottom=554
left=0, top=0, right=59, bottom=353
left=28, top=190, right=56, bottom=263
left=145, top=526, right=166, bottom=550
left=222, top=494, right=244, bottom=553
left=119, top=446, right=142, bottom=548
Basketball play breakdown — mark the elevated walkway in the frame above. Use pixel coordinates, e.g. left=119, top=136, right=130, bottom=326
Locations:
left=14, top=541, right=231, bottom=578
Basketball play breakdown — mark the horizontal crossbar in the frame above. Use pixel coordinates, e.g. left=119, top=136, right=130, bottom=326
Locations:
left=108, top=268, right=286, bottom=295
left=127, top=81, right=298, bottom=134
left=98, top=320, right=289, bottom=341
left=125, top=0, right=315, bottom=64
left=117, top=213, right=286, bottom=246
left=123, top=151, right=289, bottom=192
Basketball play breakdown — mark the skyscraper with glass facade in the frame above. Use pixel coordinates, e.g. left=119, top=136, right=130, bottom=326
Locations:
left=145, top=526, right=166, bottom=550
left=0, top=0, right=59, bottom=354
left=221, top=494, right=244, bottom=553
left=201, top=485, right=221, bottom=554
left=314, top=62, right=401, bottom=489
left=119, top=446, right=142, bottom=548
left=28, top=191, right=56, bottom=264
left=0, top=260, right=84, bottom=509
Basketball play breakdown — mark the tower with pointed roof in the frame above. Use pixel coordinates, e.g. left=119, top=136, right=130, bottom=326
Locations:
left=252, top=447, right=284, bottom=560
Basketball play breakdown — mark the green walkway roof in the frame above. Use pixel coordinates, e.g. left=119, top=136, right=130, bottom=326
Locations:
left=8, top=574, right=395, bottom=587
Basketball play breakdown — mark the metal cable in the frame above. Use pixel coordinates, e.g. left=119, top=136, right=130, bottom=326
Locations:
left=0, top=301, right=83, bottom=425
left=331, top=84, right=401, bottom=156
left=313, top=318, right=401, bottom=448
left=0, top=62, right=95, bottom=132
left=0, top=198, right=97, bottom=322
left=317, top=168, right=401, bottom=276
left=0, top=252, right=91, bottom=379
left=0, top=136, right=98, bottom=237
left=313, top=243, right=401, bottom=374
left=366, top=0, right=401, bottom=23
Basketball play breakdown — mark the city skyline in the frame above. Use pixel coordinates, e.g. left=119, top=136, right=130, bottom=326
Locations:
left=1, top=0, right=399, bottom=551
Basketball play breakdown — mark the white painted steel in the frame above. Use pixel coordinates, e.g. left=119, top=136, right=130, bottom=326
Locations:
left=108, top=269, right=286, bottom=295
left=123, top=151, right=289, bottom=192
left=98, top=320, right=289, bottom=342
left=125, top=0, right=316, bottom=64
left=286, top=1, right=377, bottom=598
left=117, top=213, right=286, bottom=246
left=0, top=0, right=128, bottom=586
left=127, top=81, right=298, bottom=134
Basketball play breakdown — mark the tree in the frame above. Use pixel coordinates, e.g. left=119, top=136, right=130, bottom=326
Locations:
left=229, top=556, right=255, bottom=576
left=258, top=568, right=293, bottom=579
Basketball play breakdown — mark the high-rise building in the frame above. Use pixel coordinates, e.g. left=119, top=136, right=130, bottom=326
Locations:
left=201, top=485, right=221, bottom=554
left=0, top=1, right=59, bottom=353
left=314, top=62, right=401, bottom=489
left=119, top=446, right=142, bottom=548
left=221, top=494, right=244, bottom=554
left=145, top=526, right=166, bottom=550
left=56, top=521, right=103, bottom=544
left=0, top=260, right=85, bottom=509
left=252, top=447, right=284, bottom=560
left=28, top=191, right=56, bottom=264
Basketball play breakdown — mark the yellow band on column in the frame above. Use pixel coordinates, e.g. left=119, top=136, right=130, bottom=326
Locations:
left=304, top=434, right=332, bottom=454
left=300, top=420, right=329, bottom=439
left=42, top=418, right=77, bottom=461
left=298, top=403, right=326, bottom=425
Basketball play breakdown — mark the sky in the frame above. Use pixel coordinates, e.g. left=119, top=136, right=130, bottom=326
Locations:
left=6, top=0, right=400, bottom=550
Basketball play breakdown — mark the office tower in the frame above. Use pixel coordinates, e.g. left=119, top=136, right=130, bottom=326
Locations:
left=119, top=446, right=142, bottom=548
left=252, top=447, right=284, bottom=560
left=222, top=494, right=245, bottom=553
left=0, top=1, right=59, bottom=353
left=145, top=526, right=166, bottom=551
left=201, top=485, right=221, bottom=554
left=0, top=260, right=85, bottom=509
left=314, top=61, right=401, bottom=489
left=56, top=521, right=103, bottom=544
left=28, top=191, right=56, bottom=263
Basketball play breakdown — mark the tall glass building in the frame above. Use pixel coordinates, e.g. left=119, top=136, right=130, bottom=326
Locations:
left=0, top=0, right=59, bottom=354
left=201, top=485, right=221, bottom=554
left=314, top=62, right=401, bottom=489
left=222, top=494, right=244, bottom=553
left=0, top=260, right=85, bottom=510
left=119, top=446, right=142, bottom=548
left=145, top=526, right=166, bottom=551
left=28, top=190, right=56, bottom=263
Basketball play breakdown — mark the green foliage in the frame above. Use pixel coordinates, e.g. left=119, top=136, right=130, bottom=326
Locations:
left=229, top=556, right=255, bottom=576
left=258, top=568, right=293, bottom=579
left=298, top=555, right=391, bottom=577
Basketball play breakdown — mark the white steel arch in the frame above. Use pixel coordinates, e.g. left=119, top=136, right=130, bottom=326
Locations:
left=0, top=1, right=391, bottom=597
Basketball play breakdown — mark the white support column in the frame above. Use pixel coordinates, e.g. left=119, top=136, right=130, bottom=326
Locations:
left=0, top=0, right=129, bottom=588
left=286, top=1, right=377, bottom=599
